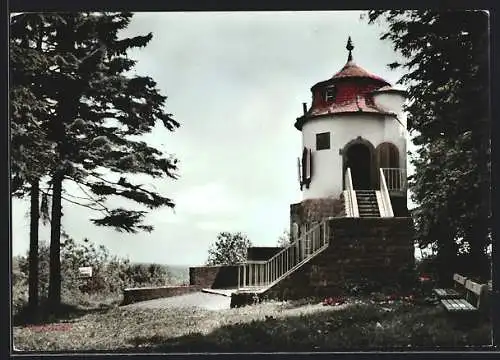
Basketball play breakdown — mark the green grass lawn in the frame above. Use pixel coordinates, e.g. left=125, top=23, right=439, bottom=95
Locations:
left=13, top=298, right=492, bottom=352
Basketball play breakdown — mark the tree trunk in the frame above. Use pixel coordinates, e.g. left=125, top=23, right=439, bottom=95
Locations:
left=48, top=173, right=63, bottom=311
left=468, top=218, right=489, bottom=279
left=28, top=179, right=40, bottom=321
left=472, top=12, right=491, bottom=281
left=436, top=231, right=457, bottom=287
left=47, top=17, right=75, bottom=312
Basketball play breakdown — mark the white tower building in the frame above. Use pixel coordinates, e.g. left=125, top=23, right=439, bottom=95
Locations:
left=295, top=37, right=408, bottom=217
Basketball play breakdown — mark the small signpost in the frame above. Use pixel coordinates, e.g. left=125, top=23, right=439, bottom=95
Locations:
left=78, top=266, right=93, bottom=279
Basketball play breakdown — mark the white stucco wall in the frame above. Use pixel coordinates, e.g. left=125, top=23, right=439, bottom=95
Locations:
left=300, top=113, right=406, bottom=200
left=372, top=92, right=406, bottom=125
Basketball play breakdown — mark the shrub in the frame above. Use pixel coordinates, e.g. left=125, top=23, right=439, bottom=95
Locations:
left=396, top=264, right=419, bottom=292
left=415, top=255, right=438, bottom=278
left=12, top=237, right=186, bottom=314
left=12, top=256, right=28, bottom=314
left=416, top=253, right=491, bottom=284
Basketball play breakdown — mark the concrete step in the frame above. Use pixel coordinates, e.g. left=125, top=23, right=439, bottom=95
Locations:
left=202, top=288, right=238, bottom=297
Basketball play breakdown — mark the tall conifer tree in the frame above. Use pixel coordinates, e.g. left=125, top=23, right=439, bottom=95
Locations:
left=366, top=10, right=490, bottom=282
left=11, top=12, right=180, bottom=310
left=10, top=14, right=57, bottom=319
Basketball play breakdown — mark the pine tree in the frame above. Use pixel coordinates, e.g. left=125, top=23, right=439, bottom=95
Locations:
left=10, top=14, right=57, bottom=320
left=11, top=12, right=181, bottom=310
left=366, top=10, right=490, bottom=282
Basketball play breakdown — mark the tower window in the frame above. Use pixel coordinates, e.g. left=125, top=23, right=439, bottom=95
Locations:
left=325, top=86, right=336, bottom=102
left=316, top=132, right=330, bottom=151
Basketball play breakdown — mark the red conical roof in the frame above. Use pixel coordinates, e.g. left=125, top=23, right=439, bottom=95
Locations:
left=331, top=60, right=390, bottom=85
left=294, top=37, right=396, bottom=130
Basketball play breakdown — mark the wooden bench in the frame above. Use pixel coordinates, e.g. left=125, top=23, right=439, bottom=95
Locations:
left=441, top=279, right=488, bottom=313
left=433, top=273, right=467, bottom=299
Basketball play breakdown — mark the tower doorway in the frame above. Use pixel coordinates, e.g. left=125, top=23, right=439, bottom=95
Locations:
left=344, top=142, right=373, bottom=190
left=376, top=142, right=401, bottom=190
left=376, top=142, right=399, bottom=169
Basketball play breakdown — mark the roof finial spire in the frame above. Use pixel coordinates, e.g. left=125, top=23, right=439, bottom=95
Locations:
left=346, top=36, right=354, bottom=62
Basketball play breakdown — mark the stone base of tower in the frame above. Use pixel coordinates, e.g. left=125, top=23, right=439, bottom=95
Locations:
left=264, top=217, right=415, bottom=300
left=390, top=195, right=410, bottom=217
left=290, top=196, right=346, bottom=236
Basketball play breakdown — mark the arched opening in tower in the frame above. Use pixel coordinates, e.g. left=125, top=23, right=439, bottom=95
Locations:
left=376, top=142, right=400, bottom=189
left=376, top=142, right=399, bottom=168
left=345, top=143, right=372, bottom=190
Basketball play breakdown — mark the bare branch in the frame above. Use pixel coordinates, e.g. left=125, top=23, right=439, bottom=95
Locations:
left=65, top=177, right=111, bottom=214
left=61, top=195, right=107, bottom=213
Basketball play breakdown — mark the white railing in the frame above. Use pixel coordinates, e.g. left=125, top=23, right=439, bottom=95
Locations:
left=345, top=167, right=354, bottom=191
left=343, top=168, right=359, bottom=217
left=379, top=168, right=394, bottom=217
left=381, top=168, right=407, bottom=193
left=237, top=219, right=331, bottom=290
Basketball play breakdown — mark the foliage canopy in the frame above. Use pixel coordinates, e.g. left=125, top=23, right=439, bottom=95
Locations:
left=366, top=10, right=490, bottom=279
left=207, top=232, right=252, bottom=266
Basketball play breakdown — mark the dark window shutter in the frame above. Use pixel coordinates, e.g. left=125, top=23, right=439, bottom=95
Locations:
left=302, top=147, right=308, bottom=183
left=308, top=148, right=313, bottom=181
left=297, top=157, right=302, bottom=187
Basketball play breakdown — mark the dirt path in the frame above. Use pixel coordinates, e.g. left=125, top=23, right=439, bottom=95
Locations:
left=123, top=292, right=231, bottom=311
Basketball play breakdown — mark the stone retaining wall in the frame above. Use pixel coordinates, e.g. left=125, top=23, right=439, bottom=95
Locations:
left=267, top=217, right=414, bottom=300
left=231, top=217, right=414, bottom=307
left=247, top=247, right=283, bottom=261
left=189, top=265, right=239, bottom=289
left=290, top=196, right=345, bottom=235
left=122, top=285, right=201, bottom=305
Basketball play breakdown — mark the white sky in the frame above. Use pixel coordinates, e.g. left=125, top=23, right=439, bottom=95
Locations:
left=11, top=11, right=416, bottom=266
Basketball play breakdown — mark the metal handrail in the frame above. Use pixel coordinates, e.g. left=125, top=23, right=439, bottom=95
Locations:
left=238, top=218, right=331, bottom=290
left=379, top=168, right=394, bottom=217
left=381, top=168, right=407, bottom=193
left=345, top=168, right=354, bottom=191
left=343, top=168, right=359, bottom=217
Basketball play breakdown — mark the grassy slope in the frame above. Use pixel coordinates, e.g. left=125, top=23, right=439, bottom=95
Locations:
left=13, top=299, right=492, bottom=352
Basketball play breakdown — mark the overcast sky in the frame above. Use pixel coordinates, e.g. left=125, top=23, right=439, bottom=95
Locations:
left=12, top=11, right=414, bottom=266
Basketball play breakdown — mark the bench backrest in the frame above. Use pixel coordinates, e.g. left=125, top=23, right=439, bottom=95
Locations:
left=465, top=279, right=488, bottom=309
left=453, top=273, right=467, bottom=285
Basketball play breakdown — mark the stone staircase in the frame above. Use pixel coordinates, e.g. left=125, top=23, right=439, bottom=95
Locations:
left=232, top=170, right=394, bottom=306
left=355, top=190, right=380, bottom=218
left=236, top=219, right=330, bottom=294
